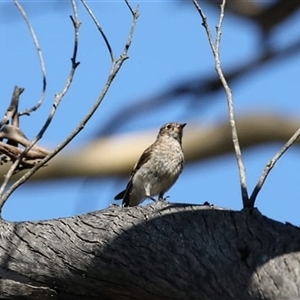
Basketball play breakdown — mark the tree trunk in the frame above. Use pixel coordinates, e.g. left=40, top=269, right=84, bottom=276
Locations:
left=0, top=200, right=299, bottom=300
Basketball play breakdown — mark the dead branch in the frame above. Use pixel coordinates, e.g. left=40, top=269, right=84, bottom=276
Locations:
left=81, top=0, right=114, bottom=62
left=0, top=86, right=50, bottom=206
left=14, top=0, right=47, bottom=116
left=0, top=86, right=24, bottom=129
left=0, top=0, right=139, bottom=214
left=250, top=127, right=300, bottom=206
left=0, top=201, right=300, bottom=299
left=0, top=0, right=81, bottom=213
left=192, top=0, right=249, bottom=206
left=0, top=86, right=49, bottom=166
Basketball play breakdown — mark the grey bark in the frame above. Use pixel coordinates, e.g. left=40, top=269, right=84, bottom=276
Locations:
left=0, top=200, right=299, bottom=300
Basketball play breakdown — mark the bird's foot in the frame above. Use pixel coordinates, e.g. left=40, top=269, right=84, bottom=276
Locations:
left=158, top=195, right=169, bottom=201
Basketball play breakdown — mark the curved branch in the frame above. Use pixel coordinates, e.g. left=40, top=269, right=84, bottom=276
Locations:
left=250, top=126, right=300, bottom=205
left=0, top=201, right=299, bottom=299
left=14, top=0, right=47, bottom=116
left=0, top=0, right=81, bottom=212
left=81, top=0, right=114, bottom=62
left=0, top=0, right=139, bottom=211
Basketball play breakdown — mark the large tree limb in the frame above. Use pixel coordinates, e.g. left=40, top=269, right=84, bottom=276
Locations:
left=0, top=201, right=299, bottom=299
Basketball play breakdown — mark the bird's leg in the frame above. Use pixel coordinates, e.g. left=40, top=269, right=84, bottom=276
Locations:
left=146, top=195, right=156, bottom=202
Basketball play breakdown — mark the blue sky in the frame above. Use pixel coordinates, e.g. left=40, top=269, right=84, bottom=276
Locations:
left=1, top=1, right=300, bottom=225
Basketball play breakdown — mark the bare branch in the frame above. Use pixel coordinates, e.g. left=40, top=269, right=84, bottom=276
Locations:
left=121, top=1, right=139, bottom=61
left=0, top=121, right=49, bottom=201
left=0, top=87, right=49, bottom=172
left=250, top=128, right=300, bottom=206
left=124, top=0, right=135, bottom=17
left=0, top=0, right=139, bottom=213
left=0, top=86, right=24, bottom=128
left=193, top=0, right=249, bottom=207
left=192, top=0, right=216, bottom=53
left=14, top=0, right=47, bottom=116
left=214, top=1, right=249, bottom=206
left=81, top=0, right=114, bottom=63
left=0, top=125, right=49, bottom=155
left=0, top=142, right=48, bottom=163
left=0, top=0, right=81, bottom=213
left=69, top=0, right=81, bottom=69
left=215, top=0, right=225, bottom=53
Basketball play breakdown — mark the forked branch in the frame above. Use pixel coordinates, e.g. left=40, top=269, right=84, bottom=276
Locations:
left=192, top=0, right=249, bottom=207
left=193, top=0, right=300, bottom=208
left=0, top=86, right=23, bottom=128
left=0, top=0, right=81, bottom=213
left=0, top=0, right=139, bottom=214
left=0, top=87, right=50, bottom=203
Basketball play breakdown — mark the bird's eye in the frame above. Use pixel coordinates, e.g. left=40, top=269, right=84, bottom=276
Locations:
left=166, top=124, right=172, bottom=129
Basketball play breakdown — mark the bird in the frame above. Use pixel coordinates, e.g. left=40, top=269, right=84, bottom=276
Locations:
left=114, top=122, right=186, bottom=207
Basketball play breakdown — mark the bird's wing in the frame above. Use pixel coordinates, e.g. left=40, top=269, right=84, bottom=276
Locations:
left=114, top=144, right=154, bottom=206
left=131, top=144, right=153, bottom=175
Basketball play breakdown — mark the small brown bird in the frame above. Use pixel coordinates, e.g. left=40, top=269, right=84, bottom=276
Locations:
left=114, top=122, right=186, bottom=207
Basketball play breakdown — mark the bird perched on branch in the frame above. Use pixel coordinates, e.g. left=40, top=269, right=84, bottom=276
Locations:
left=114, top=122, right=186, bottom=207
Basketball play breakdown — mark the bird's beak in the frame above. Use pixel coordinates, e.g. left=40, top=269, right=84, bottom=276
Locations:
left=180, top=123, right=187, bottom=129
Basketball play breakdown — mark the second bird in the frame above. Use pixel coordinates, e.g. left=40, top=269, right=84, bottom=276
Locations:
left=114, top=122, right=186, bottom=207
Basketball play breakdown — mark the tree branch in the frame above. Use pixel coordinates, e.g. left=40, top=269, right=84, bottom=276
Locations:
left=14, top=0, right=47, bottom=116
left=0, top=201, right=299, bottom=299
left=250, top=127, right=300, bottom=206
left=0, top=86, right=49, bottom=209
left=0, top=86, right=24, bottom=128
left=192, top=0, right=249, bottom=207
left=81, top=0, right=114, bottom=62
left=0, top=0, right=81, bottom=213
left=0, top=0, right=139, bottom=212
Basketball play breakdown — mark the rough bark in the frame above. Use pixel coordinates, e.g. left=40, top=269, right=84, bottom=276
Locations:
left=0, top=200, right=299, bottom=300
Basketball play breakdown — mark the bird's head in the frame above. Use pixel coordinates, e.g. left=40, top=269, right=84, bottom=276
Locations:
left=158, top=122, right=186, bottom=143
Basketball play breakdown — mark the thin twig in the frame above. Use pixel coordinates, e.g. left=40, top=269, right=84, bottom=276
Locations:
left=124, top=0, right=135, bottom=16
left=120, top=2, right=139, bottom=62
left=192, top=0, right=249, bottom=207
left=0, top=0, right=81, bottom=213
left=215, top=0, right=225, bottom=53
left=0, top=86, right=24, bottom=128
left=0, top=0, right=139, bottom=213
left=69, top=0, right=80, bottom=69
left=250, top=128, right=300, bottom=206
left=14, top=0, right=47, bottom=116
left=81, top=0, right=114, bottom=63
left=0, top=86, right=24, bottom=198
left=192, top=0, right=216, bottom=53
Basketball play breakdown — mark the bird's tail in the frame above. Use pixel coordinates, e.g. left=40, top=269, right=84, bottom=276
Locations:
left=114, top=190, right=125, bottom=200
